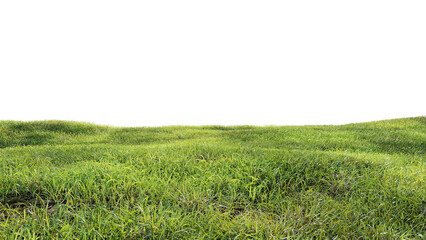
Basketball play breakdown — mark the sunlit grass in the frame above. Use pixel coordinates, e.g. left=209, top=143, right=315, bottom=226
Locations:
left=0, top=117, right=425, bottom=239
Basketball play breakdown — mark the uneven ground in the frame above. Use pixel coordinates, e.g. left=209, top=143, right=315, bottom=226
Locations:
left=0, top=117, right=425, bottom=239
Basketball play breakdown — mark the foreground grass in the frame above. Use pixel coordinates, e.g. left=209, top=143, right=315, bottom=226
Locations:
left=0, top=117, right=424, bottom=239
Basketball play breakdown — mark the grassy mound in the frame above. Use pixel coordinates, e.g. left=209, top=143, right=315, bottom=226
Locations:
left=0, top=117, right=425, bottom=239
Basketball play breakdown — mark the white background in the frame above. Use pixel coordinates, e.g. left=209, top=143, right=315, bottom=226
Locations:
left=1, top=1, right=425, bottom=126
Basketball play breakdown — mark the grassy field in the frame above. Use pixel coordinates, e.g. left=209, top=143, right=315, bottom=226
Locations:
left=0, top=117, right=424, bottom=239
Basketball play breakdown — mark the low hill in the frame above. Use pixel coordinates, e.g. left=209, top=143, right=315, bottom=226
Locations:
left=0, top=117, right=425, bottom=239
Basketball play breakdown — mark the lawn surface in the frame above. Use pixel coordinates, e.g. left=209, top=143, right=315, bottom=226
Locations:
left=0, top=117, right=425, bottom=239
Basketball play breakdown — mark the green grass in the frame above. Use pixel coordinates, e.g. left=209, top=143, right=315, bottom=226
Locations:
left=0, top=117, right=425, bottom=239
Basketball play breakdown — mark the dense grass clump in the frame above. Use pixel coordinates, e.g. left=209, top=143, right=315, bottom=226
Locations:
left=0, top=117, right=425, bottom=239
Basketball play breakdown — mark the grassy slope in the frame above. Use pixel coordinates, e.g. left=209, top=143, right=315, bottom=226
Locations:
left=0, top=117, right=424, bottom=239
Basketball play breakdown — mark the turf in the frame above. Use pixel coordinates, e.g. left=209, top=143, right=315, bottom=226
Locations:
left=0, top=117, right=425, bottom=239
